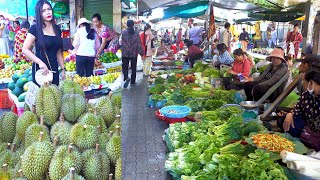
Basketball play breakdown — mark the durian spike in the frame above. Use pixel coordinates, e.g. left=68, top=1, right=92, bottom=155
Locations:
left=95, top=144, right=100, bottom=153
left=109, top=131, right=113, bottom=138
left=40, top=116, right=45, bottom=126
left=108, top=91, right=113, bottom=99
left=6, top=143, right=11, bottom=149
left=18, top=169, right=24, bottom=177
left=32, top=104, right=36, bottom=113
left=115, top=126, right=121, bottom=136
left=60, top=112, right=65, bottom=122
left=97, top=125, right=102, bottom=134
left=45, top=172, right=50, bottom=180
left=68, top=145, right=73, bottom=153
left=69, top=167, right=76, bottom=180
left=2, top=164, right=8, bottom=172
left=38, top=132, right=44, bottom=142
left=108, top=174, right=113, bottom=180
left=94, top=107, right=97, bottom=116
left=53, top=137, right=59, bottom=147
left=11, top=143, right=16, bottom=152
left=83, top=125, right=87, bottom=130
left=115, top=114, right=121, bottom=119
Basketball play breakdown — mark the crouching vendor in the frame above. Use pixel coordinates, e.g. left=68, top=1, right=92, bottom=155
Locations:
left=277, top=68, right=320, bottom=151
left=243, top=48, right=288, bottom=101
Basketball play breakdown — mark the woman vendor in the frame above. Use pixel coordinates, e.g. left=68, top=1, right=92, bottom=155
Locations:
left=244, top=48, right=288, bottom=101
left=186, top=40, right=203, bottom=68
left=223, top=48, right=251, bottom=90
left=277, top=68, right=320, bottom=151
left=156, top=40, right=168, bottom=56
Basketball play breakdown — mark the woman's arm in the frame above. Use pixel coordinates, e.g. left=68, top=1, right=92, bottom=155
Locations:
left=97, top=37, right=107, bottom=57
left=73, top=31, right=80, bottom=52
left=22, top=33, right=49, bottom=73
left=57, top=49, right=65, bottom=80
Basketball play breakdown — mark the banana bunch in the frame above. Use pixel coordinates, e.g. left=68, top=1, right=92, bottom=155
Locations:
left=0, top=69, right=14, bottom=79
left=90, top=75, right=101, bottom=85
left=73, top=74, right=91, bottom=87
left=101, top=72, right=121, bottom=84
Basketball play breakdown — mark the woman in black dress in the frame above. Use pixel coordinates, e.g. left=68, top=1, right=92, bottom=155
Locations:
left=22, top=0, right=65, bottom=86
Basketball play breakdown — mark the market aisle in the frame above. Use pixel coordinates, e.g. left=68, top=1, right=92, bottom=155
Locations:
left=121, top=72, right=171, bottom=180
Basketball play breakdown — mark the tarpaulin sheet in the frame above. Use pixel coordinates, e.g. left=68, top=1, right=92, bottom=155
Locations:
left=163, top=1, right=209, bottom=19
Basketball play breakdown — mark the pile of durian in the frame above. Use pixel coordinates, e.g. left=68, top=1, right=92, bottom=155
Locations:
left=0, top=80, right=122, bottom=180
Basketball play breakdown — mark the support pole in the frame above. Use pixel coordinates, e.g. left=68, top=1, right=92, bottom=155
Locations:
left=26, top=0, right=28, bottom=20
left=302, top=0, right=312, bottom=53
left=276, top=21, right=279, bottom=46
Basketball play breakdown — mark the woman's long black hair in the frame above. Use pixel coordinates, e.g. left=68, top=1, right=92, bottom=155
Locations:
left=35, top=0, right=62, bottom=56
left=81, top=22, right=95, bottom=40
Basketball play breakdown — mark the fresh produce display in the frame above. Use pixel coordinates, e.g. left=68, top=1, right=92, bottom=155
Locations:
left=94, top=60, right=104, bottom=69
left=101, top=72, right=121, bottom=84
left=90, top=75, right=101, bottom=85
left=8, top=60, right=31, bottom=72
left=72, top=75, right=91, bottom=87
left=0, top=68, right=14, bottom=79
left=65, top=61, right=76, bottom=72
left=7, top=69, right=33, bottom=102
left=99, top=52, right=120, bottom=64
left=0, top=82, right=122, bottom=179
left=251, top=133, right=295, bottom=152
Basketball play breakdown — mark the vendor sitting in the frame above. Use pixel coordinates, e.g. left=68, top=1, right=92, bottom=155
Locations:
left=168, top=42, right=177, bottom=54
left=223, top=48, right=251, bottom=90
left=156, top=40, right=168, bottom=56
left=186, top=40, right=204, bottom=68
left=217, top=43, right=234, bottom=66
left=277, top=68, right=320, bottom=151
left=244, top=48, right=288, bottom=101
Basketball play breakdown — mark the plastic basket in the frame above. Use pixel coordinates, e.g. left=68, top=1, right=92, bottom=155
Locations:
left=0, top=90, right=12, bottom=109
left=155, top=110, right=187, bottom=124
left=160, top=106, right=191, bottom=119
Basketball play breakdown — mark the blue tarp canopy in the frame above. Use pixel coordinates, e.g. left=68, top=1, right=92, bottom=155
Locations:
left=0, top=0, right=38, bottom=18
left=163, top=1, right=209, bottom=20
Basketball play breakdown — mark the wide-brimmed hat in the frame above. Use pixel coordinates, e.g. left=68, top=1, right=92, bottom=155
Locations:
left=77, top=18, right=91, bottom=28
left=266, top=48, right=285, bottom=61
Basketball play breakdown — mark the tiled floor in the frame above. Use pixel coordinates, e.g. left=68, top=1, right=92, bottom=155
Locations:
left=121, top=72, right=171, bottom=180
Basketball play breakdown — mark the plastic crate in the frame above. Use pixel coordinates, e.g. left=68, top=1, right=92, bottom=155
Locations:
left=0, top=83, right=8, bottom=89
left=0, top=89, right=12, bottom=109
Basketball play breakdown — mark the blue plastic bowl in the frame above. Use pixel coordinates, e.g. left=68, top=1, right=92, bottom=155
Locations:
left=160, top=105, right=191, bottom=118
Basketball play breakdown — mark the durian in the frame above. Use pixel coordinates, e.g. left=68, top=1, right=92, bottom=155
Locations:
left=111, top=94, right=122, bottom=114
left=70, top=124, right=98, bottom=150
left=16, top=111, right=38, bottom=142
left=0, top=164, right=11, bottom=180
left=50, top=113, right=72, bottom=146
left=106, top=126, right=121, bottom=164
left=21, top=132, right=54, bottom=180
left=49, top=145, right=82, bottom=180
left=78, top=109, right=107, bottom=133
left=108, top=115, right=121, bottom=132
left=61, top=167, right=85, bottom=180
left=97, top=126, right=110, bottom=151
left=35, top=84, right=61, bottom=126
left=24, top=116, right=50, bottom=147
left=59, top=80, right=85, bottom=97
left=96, top=96, right=115, bottom=127
left=61, top=93, right=86, bottom=123
left=83, top=144, right=110, bottom=180
left=0, top=111, right=18, bottom=143
left=115, top=158, right=122, bottom=180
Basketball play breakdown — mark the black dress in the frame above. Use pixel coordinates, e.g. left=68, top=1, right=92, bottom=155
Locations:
left=28, top=25, right=62, bottom=86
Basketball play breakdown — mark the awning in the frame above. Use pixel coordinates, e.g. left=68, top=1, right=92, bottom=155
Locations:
left=163, top=1, right=209, bottom=19
left=0, top=0, right=38, bottom=17
left=248, top=10, right=304, bottom=22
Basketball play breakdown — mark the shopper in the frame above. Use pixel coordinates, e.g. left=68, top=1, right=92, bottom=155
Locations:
left=244, top=48, right=288, bottom=102
left=176, top=28, right=182, bottom=50
left=219, top=22, right=231, bottom=52
left=9, top=21, right=21, bottom=33
left=239, top=28, right=249, bottom=52
left=92, top=13, right=117, bottom=56
left=0, top=15, right=10, bottom=55
left=23, top=0, right=65, bottom=86
left=216, top=43, right=234, bottom=66
left=13, top=20, right=30, bottom=62
left=185, top=18, right=194, bottom=40
left=223, top=48, right=251, bottom=90
left=120, top=20, right=144, bottom=88
left=163, top=29, right=170, bottom=44
left=268, top=27, right=277, bottom=48
left=73, top=18, right=100, bottom=77
left=189, top=23, right=203, bottom=47
left=140, top=23, right=154, bottom=76
left=277, top=68, right=320, bottom=151
left=186, top=40, right=203, bottom=68
left=286, top=23, right=303, bottom=59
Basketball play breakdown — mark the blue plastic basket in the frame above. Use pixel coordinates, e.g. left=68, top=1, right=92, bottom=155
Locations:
left=160, top=105, right=191, bottom=118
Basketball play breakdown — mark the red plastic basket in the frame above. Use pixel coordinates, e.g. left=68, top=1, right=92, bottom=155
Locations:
left=0, top=90, right=13, bottom=109
left=155, top=110, right=187, bottom=124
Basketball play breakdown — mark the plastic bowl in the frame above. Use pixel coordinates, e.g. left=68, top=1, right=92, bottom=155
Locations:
left=160, top=105, right=191, bottom=118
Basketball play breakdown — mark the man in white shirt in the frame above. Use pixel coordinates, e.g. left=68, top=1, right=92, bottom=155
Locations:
left=189, top=23, right=204, bottom=47
left=185, top=18, right=194, bottom=40
left=219, top=22, right=231, bottom=52
left=260, top=21, right=268, bottom=42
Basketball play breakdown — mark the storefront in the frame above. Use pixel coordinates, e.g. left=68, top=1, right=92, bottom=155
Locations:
left=83, top=0, right=114, bottom=27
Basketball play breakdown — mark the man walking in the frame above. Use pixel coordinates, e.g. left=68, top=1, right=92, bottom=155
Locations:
left=239, top=28, right=250, bottom=52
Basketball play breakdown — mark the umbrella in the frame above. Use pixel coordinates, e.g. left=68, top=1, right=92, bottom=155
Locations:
left=0, top=11, right=16, bottom=21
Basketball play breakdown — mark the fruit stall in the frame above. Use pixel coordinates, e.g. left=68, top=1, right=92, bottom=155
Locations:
left=146, top=61, right=320, bottom=180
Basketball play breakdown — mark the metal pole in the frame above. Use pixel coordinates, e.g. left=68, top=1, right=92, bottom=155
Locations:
left=276, top=21, right=279, bottom=46
left=26, top=0, right=29, bottom=20
left=136, top=0, right=139, bottom=20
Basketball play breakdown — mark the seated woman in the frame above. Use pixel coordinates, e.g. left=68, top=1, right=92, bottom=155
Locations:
left=223, top=48, right=251, bottom=90
left=216, top=43, right=234, bottom=66
left=186, top=40, right=204, bottom=68
left=156, top=40, right=168, bottom=56
left=244, top=48, right=288, bottom=101
left=277, top=68, right=320, bottom=151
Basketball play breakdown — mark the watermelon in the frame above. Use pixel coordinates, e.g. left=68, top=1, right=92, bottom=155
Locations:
left=8, top=82, right=15, bottom=91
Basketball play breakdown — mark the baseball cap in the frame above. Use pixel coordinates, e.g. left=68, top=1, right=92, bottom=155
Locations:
left=296, top=55, right=320, bottom=65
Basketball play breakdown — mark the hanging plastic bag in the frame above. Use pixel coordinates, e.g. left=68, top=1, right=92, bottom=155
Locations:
left=288, top=42, right=295, bottom=56
left=137, top=54, right=143, bottom=71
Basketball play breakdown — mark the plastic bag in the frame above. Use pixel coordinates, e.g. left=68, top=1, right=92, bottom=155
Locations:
left=288, top=42, right=295, bottom=55
left=137, top=54, right=143, bottom=71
